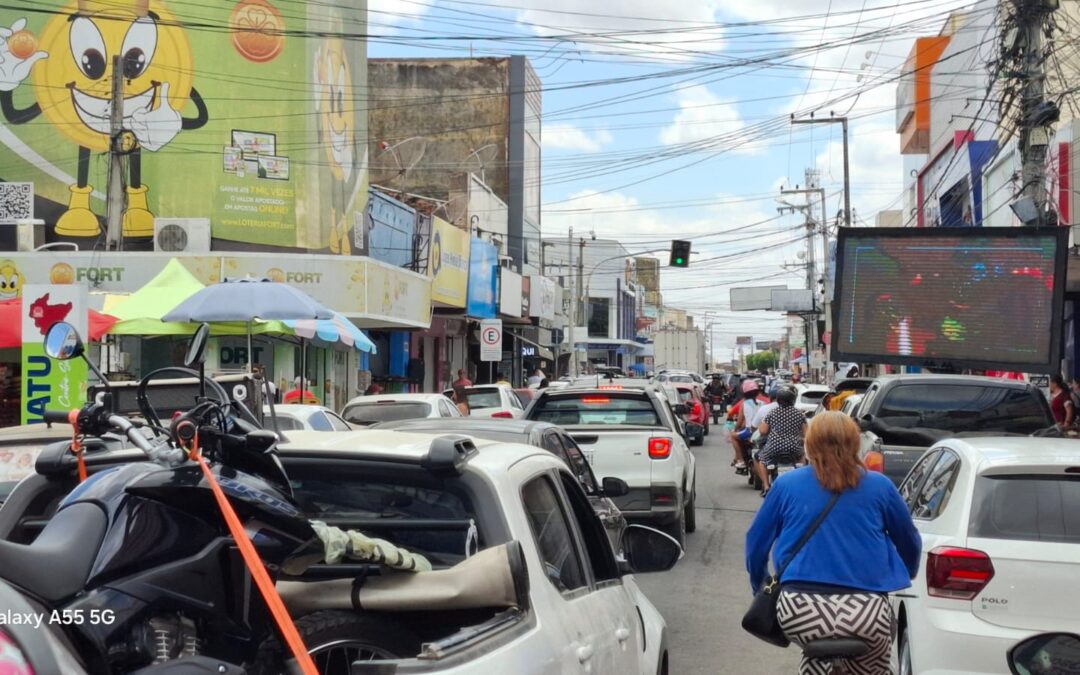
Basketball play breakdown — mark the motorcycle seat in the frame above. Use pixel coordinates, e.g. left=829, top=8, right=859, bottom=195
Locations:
left=0, top=502, right=107, bottom=602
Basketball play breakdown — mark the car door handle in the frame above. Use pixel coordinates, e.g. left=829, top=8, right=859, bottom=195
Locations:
left=615, top=627, right=631, bottom=643
left=577, top=644, right=594, bottom=663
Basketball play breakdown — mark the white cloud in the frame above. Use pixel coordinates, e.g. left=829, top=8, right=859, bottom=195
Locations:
left=544, top=123, right=613, bottom=153
left=659, top=85, right=753, bottom=152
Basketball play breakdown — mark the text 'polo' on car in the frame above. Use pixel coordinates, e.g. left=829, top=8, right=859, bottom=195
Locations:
left=341, top=393, right=463, bottom=426
left=891, top=436, right=1080, bottom=675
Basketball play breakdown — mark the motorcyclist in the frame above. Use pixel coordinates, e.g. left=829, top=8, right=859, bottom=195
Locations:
left=729, top=380, right=768, bottom=474
left=705, top=375, right=727, bottom=422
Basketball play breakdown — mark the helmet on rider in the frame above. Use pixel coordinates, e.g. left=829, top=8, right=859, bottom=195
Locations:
left=741, top=379, right=760, bottom=397
left=776, top=385, right=797, bottom=407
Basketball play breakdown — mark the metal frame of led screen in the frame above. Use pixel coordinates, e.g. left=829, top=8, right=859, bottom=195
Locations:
left=831, top=226, right=1068, bottom=373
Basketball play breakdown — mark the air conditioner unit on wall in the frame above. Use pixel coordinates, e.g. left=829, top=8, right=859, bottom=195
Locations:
left=153, top=218, right=211, bottom=253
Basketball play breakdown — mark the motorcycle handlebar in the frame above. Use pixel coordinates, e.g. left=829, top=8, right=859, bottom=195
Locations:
left=106, top=415, right=156, bottom=455
left=43, top=409, right=73, bottom=425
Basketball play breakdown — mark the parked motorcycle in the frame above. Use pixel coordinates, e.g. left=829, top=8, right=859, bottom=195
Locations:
left=0, top=322, right=322, bottom=674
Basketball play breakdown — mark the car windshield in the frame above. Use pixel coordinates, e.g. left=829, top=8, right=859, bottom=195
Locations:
left=465, top=389, right=502, bottom=409
left=799, top=390, right=828, bottom=402
left=530, top=393, right=662, bottom=426
left=343, top=401, right=432, bottom=425
left=876, top=384, right=1052, bottom=434
left=676, top=389, right=694, bottom=402
left=668, top=375, right=694, bottom=383
left=970, top=475, right=1080, bottom=543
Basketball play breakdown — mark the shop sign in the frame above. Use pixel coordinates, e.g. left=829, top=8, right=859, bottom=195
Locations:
left=366, top=190, right=416, bottom=267
left=21, top=284, right=87, bottom=425
left=521, top=345, right=537, bottom=357
left=499, top=269, right=523, bottom=318
left=467, top=239, right=498, bottom=319
left=529, top=276, right=557, bottom=320
left=0, top=253, right=220, bottom=294
left=429, top=217, right=469, bottom=308
left=366, top=260, right=432, bottom=327
left=224, top=255, right=368, bottom=316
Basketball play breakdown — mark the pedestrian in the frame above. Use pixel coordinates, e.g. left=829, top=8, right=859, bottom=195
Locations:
left=452, top=383, right=471, bottom=416
left=745, top=412, right=921, bottom=675
left=1050, top=374, right=1073, bottom=427
left=284, top=376, right=319, bottom=404
left=753, top=386, right=805, bottom=497
left=453, top=368, right=473, bottom=388
left=527, top=368, right=545, bottom=388
left=366, top=383, right=384, bottom=396
left=254, top=364, right=277, bottom=403
left=1070, top=377, right=1080, bottom=425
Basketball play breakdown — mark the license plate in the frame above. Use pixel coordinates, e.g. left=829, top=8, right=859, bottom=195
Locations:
left=712, top=404, right=723, bottom=411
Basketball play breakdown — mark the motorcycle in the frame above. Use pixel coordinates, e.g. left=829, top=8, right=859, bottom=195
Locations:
left=0, top=322, right=324, bottom=674
left=708, top=392, right=726, bottom=425
left=1007, top=632, right=1080, bottom=674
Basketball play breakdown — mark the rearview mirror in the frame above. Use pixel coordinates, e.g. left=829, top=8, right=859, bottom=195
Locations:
left=621, top=524, right=683, bottom=574
left=44, top=322, right=84, bottom=361
left=601, top=476, right=629, bottom=497
left=184, top=323, right=211, bottom=368
left=1007, top=632, right=1080, bottom=675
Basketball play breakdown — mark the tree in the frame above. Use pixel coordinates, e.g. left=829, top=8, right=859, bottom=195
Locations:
left=746, top=351, right=777, bottom=371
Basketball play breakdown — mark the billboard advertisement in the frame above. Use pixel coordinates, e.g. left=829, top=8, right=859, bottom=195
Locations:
left=21, top=284, right=87, bottom=425
left=428, top=217, right=469, bottom=308
left=466, top=238, right=497, bottom=319
left=735, top=336, right=752, bottom=346
left=730, top=285, right=787, bottom=311
left=832, top=227, right=1068, bottom=372
left=771, top=288, right=815, bottom=312
left=0, top=0, right=367, bottom=251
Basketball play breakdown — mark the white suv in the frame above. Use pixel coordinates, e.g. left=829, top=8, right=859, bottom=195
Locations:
left=893, top=437, right=1080, bottom=674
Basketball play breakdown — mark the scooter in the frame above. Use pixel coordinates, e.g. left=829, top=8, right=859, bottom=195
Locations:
left=0, top=322, right=322, bottom=674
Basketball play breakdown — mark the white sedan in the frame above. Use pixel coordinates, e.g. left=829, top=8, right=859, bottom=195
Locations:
left=794, top=384, right=830, bottom=417
left=341, top=393, right=463, bottom=427
left=263, top=404, right=352, bottom=432
left=443, top=384, right=526, bottom=419
left=892, top=437, right=1080, bottom=675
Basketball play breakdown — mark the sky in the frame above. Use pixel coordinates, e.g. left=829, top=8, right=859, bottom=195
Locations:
left=367, top=0, right=977, bottom=362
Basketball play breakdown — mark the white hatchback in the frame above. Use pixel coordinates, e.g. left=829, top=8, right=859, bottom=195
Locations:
left=893, top=437, right=1080, bottom=675
left=443, top=384, right=526, bottom=419
left=341, top=393, right=463, bottom=426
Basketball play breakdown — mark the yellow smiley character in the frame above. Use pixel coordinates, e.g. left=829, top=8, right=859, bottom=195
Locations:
left=0, top=260, right=24, bottom=300
left=0, top=0, right=207, bottom=239
left=314, top=39, right=354, bottom=255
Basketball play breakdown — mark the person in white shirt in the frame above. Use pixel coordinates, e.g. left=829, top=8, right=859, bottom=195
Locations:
left=527, top=369, right=545, bottom=388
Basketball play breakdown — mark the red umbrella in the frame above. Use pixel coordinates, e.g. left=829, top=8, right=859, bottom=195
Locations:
left=0, top=298, right=118, bottom=349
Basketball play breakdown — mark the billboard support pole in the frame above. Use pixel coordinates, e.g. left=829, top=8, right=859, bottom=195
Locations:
left=106, top=55, right=125, bottom=251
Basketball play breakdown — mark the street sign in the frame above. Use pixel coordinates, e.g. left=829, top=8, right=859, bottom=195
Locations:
left=480, top=319, right=503, bottom=362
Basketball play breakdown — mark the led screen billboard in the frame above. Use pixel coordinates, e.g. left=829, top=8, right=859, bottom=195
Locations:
left=832, top=227, right=1067, bottom=372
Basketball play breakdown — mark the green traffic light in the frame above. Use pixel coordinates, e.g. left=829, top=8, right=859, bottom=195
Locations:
left=675, top=257, right=684, bottom=264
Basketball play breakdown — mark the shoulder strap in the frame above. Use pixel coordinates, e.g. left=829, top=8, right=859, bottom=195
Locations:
left=776, top=492, right=841, bottom=577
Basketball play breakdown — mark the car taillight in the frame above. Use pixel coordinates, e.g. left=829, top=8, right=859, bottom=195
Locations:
left=649, top=438, right=672, bottom=459
left=0, top=629, right=34, bottom=675
left=491, top=411, right=513, bottom=418
left=692, top=402, right=702, bottom=416
left=926, top=547, right=995, bottom=600
left=863, top=450, right=884, bottom=472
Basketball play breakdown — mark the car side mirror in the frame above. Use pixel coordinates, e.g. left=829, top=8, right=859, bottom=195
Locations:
left=620, top=524, right=683, bottom=574
left=858, top=414, right=874, bottom=432
left=1007, top=632, right=1080, bottom=675
left=674, top=403, right=690, bottom=416
left=601, top=476, right=629, bottom=497
left=44, top=321, right=84, bottom=360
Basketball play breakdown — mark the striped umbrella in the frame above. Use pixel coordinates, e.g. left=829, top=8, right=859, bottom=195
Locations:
left=285, top=311, right=376, bottom=353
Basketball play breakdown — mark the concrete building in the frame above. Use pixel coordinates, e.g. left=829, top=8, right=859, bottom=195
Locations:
left=368, top=57, right=542, bottom=273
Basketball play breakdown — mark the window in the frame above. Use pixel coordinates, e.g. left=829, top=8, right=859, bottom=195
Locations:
left=326, top=413, right=351, bottom=432
left=557, top=471, right=618, bottom=583
left=899, top=450, right=940, bottom=510
left=343, top=402, right=433, bottom=425
left=308, top=412, right=334, bottom=431
left=587, top=297, right=610, bottom=338
left=509, top=392, right=524, bottom=410
left=970, top=475, right=1080, bottom=543
left=530, top=393, right=662, bottom=427
left=438, top=400, right=457, bottom=417
left=463, top=389, right=502, bottom=409
left=911, top=450, right=960, bottom=519
left=273, top=413, right=304, bottom=431
left=522, top=476, right=587, bottom=593
left=558, top=435, right=599, bottom=494
left=877, top=385, right=1052, bottom=434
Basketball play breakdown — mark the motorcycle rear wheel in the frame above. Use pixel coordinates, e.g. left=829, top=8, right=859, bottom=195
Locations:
left=258, top=610, right=422, bottom=675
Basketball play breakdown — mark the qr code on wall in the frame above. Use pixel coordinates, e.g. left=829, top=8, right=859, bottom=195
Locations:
left=0, top=182, right=33, bottom=225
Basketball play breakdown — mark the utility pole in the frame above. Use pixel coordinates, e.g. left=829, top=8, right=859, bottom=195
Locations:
left=105, top=55, right=125, bottom=251
left=791, top=114, right=850, bottom=229
left=567, top=227, right=576, bottom=377
left=1009, top=0, right=1059, bottom=224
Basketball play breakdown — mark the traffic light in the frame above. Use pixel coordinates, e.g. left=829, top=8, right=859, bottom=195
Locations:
left=669, top=239, right=691, bottom=267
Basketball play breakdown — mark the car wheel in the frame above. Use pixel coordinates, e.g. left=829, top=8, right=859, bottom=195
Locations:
left=684, top=486, right=696, bottom=533
left=664, top=511, right=686, bottom=547
left=898, top=625, right=913, bottom=675
left=703, top=423, right=709, bottom=436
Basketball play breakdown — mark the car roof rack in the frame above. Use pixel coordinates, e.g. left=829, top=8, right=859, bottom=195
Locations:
left=420, top=435, right=479, bottom=476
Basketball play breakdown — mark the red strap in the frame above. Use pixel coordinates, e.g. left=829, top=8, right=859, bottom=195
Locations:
left=190, top=437, right=318, bottom=674
left=67, top=410, right=87, bottom=483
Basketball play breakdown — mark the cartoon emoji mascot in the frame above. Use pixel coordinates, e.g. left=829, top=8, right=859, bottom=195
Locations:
left=0, top=260, right=23, bottom=299
left=0, top=0, right=207, bottom=239
left=314, top=38, right=357, bottom=255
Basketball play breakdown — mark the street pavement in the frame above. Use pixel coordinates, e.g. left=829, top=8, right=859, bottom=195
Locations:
left=636, top=428, right=802, bottom=674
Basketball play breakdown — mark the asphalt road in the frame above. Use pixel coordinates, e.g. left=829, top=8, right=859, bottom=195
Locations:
left=636, top=427, right=802, bottom=674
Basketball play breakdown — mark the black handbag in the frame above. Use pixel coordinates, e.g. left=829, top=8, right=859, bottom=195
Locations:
left=742, top=492, right=841, bottom=647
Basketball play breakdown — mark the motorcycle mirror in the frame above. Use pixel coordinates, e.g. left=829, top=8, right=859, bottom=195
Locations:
left=621, top=524, right=683, bottom=574
left=1007, top=632, right=1080, bottom=674
left=44, top=322, right=84, bottom=361
left=184, top=323, right=211, bottom=368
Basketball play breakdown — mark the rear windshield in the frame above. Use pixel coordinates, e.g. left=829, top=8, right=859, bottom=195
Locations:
left=530, top=394, right=662, bottom=426
left=273, top=414, right=305, bottom=431
left=343, top=402, right=432, bottom=425
left=877, top=384, right=1051, bottom=434
left=799, top=390, right=828, bottom=402
left=676, top=389, right=694, bottom=402
left=465, top=389, right=502, bottom=409
left=970, top=475, right=1080, bottom=544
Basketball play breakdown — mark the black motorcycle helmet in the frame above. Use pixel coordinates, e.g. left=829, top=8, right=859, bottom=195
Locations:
left=776, top=385, right=798, bottom=407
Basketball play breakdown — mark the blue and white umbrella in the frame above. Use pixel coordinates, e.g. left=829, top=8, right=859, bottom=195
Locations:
left=285, top=312, right=377, bottom=353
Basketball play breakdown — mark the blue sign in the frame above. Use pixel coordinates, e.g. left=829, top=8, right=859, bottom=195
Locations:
left=366, top=190, right=416, bottom=268
left=467, top=238, right=498, bottom=319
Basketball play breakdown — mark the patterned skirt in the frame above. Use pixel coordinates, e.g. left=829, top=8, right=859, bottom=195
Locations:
left=776, top=590, right=894, bottom=675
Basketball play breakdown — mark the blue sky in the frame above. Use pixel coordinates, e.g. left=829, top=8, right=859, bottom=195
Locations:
left=368, top=0, right=974, bottom=360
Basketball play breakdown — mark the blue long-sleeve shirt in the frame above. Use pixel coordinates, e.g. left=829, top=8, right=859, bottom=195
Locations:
left=745, top=467, right=921, bottom=595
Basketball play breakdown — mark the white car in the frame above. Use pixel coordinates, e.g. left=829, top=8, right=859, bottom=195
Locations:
left=341, top=393, right=462, bottom=426
left=263, top=404, right=351, bottom=432
left=276, top=429, right=679, bottom=674
left=892, top=437, right=1080, bottom=675
left=443, top=384, right=526, bottom=419
left=794, top=384, right=830, bottom=417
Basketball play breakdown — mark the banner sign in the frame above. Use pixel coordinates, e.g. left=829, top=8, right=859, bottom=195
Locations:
left=21, top=284, right=88, bottom=425
left=480, top=319, right=503, bottom=362
left=467, top=239, right=498, bottom=319
left=429, top=217, right=469, bottom=308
